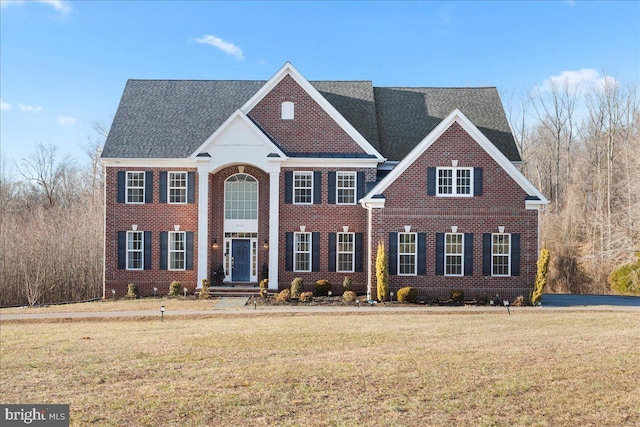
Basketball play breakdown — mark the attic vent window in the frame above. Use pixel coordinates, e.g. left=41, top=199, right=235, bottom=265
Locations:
left=281, top=101, right=294, bottom=120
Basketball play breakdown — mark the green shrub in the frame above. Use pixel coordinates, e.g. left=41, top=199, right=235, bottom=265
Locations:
left=342, top=276, right=353, bottom=292
left=396, top=287, right=417, bottom=303
left=168, top=281, right=181, bottom=297
left=475, top=292, right=489, bottom=305
left=343, top=291, right=357, bottom=302
left=275, top=288, right=291, bottom=302
left=376, top=241, right=389, bottom=301
left=291, top=277, right=304, bottom=297
left=300, top=292, right=313, bottom=302
left=450, top=289, right=464, bottom=302
left=199, top=279, right=210, bottom=299
left=609, top=253, right=640, bottom=296
left=125, top=283, right=138, bottom=299
left=261, top=263, right=269, bottom=281
left=212, top=265, right=225, bottom=285
left=314, top=280, right=331, bottom=296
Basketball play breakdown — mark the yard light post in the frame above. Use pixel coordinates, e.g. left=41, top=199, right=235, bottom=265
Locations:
left=153, top=287, right=157, bottom=298
left=328, top=290, right=332, bottom=299
left=160, top=305, right=165, bottom=322
left=253, top=296, right=257, bottom=310
left=356, top=299, right=360, bottom=308
left=390, top=291, right=394, bottom=302
left=503, top=300, right=510, bottom=315
left=183, top=287, right=188, bottom=298
left=111, top=289, right=115, bottom=300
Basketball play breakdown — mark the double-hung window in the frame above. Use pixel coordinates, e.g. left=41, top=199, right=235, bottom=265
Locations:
left=126, top=231, right=143, bottom=270
left=492, top=233, right=511, bottom=276
left=294, top=232, right=311, bottom=272
left=336, top=172, right=356, bottom=205
left=169, top=231, right=186, bottom=270
left=294, top=172, right=313, bottom=204
left=445, top=233, right=464, bottom=276
left=126, top=171, right=145, bottom=204
left=398, top=233, right=417, bottom=275
left=169, top=172, right=187, bottom=204
left=437, top=167, right=472, bottom=196
left=337, top=232, right=354, bottom=272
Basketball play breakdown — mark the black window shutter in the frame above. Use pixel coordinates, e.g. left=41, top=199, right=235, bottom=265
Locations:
left=159, top=172, right=167, bottom=203
left=285, top=172, right=293, bottom=204
left=312, top=232, right=320, bottom=271
left=186, top=232, right=194, bottom=270
left=160, top=231, right=168, bottom=270
left=357, top=172, right=366, bottom=201
left=187, top=172, right=196, bottom=203
left=427, top=167, right=436, bottom=196
left=355, top=233, right=364, bottom=272
left=435, top=233, right=444, bottom=276
left=417, top=233, right=427, bottom=275
left=144, top=231, right=152, bottom=270
left=285, top=232, right=293, bottom=271
left=145, top=171, right=153, bottom=203
left=328, top=172, right=336, bottom=204
left=389, top=232, right=398, bottom=275
left=117, top=171, right=125, bottom=203
left=328, top=233, right=336, bottom=272
left=474, top=167, right=483, bottom=196
left=117, top=231, right=126, bottom=269
left=464, top=233, right=474, bottom=276
left=511, top=233, right=521, bottom=276
left=482, top=233, right=492, bottom=276
left=313, top=172, right=322, bottom=204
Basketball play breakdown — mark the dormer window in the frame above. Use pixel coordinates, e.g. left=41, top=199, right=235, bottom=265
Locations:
left=281, top=101, right=294, bottom=120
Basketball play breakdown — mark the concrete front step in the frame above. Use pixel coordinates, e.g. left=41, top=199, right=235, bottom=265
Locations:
left=204, top=286, right=262, bottom=298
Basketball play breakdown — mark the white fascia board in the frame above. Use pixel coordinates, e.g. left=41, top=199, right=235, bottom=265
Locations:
left=102, top=158, right=199, bottom=168
left=240, top=62, right=385, bottom=161
left=361, top=108, right=549, bottom=205
left=284, top=157, right=380, bottom=168
left=189, top=110, right=287, bottom=160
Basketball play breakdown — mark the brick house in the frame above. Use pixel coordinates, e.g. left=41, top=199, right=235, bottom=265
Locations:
left=101, top=62, right=548, bottom=299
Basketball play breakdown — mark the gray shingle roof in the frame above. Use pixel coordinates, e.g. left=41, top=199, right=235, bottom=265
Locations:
left=102, top=79, right=520, bottom=162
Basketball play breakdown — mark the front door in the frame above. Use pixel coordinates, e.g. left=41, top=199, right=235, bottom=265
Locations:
left=231, top=239, right=251, bottom=282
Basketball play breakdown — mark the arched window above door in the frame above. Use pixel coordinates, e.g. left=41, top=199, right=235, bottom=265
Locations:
left=225, top=173, right=258, bottom=220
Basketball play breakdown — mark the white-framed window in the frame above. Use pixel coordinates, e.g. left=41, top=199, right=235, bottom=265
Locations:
left=169, top=231, right=186, bottom=271
left=126, top=231, right=143, bottom=270
left=294, top=172, right=313, bottom=204
left=281, top=101, right=294, bottom=120
left=337, top=172, right=356, bottom=205
left=337, top=232, right=354, bottom=272
left=398, top=232, right=417, bottom=276
left=294, top=232, right=311, bottom=272
left=168, top=172, right=187, bottom=204
left=126, top=171, right=145, bottom=204
left=437, top=167, right=473, bottom=196
left=492, top=233, right=511, bottom=276
left=225, top=174, right=258, bottom=219
left=445, top=233, right=464, bottom=276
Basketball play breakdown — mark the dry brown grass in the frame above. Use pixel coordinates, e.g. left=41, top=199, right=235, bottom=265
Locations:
left=0, top=297, right=218, bottom=314
left=1, top=311, right=638, bottom=426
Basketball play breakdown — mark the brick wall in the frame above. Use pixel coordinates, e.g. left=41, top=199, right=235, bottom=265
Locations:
left=248, top=75, right=367, bottom=155
left=105, top=167, right=198, bottom=297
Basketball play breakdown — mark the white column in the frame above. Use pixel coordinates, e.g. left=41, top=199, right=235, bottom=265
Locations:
left=196, top=169, right=209, bottom=288
left=268, top=171, right=280, bottom=290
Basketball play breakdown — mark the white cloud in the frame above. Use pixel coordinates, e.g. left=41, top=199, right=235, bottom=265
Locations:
left=193, top=34, right=245, bottom=61
left=0, top=0, right=71, bottom=14
left=536, top=69, right=617, bottom=94
left=57, top=115, right=76, bottom=126
left=18, top=104, right=43, bottom=113
left=0, top=99, right=11, bottom=111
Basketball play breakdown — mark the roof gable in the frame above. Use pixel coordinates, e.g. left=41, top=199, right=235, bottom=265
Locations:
left=362, top=109, right=548, bottom=206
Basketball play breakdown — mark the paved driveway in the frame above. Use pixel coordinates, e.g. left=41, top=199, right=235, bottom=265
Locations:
left=542, top=293, right=640, bottom=307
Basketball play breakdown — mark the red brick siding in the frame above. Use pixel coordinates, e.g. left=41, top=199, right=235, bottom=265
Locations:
left=370, top=122, right=538, bottom=299
left=105, top=167, right=198, bottom=297
left=248, top=75, right=367, bottom=155
left=277, top=167, right=376, bottom=292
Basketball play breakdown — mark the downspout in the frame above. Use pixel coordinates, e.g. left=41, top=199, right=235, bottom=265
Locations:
left=102, top=163, right=107, bottom=300
left=366, top=202, right=373, bottom=301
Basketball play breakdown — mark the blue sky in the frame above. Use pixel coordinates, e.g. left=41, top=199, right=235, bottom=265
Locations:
left=1, top=0, right=638, bottom=172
